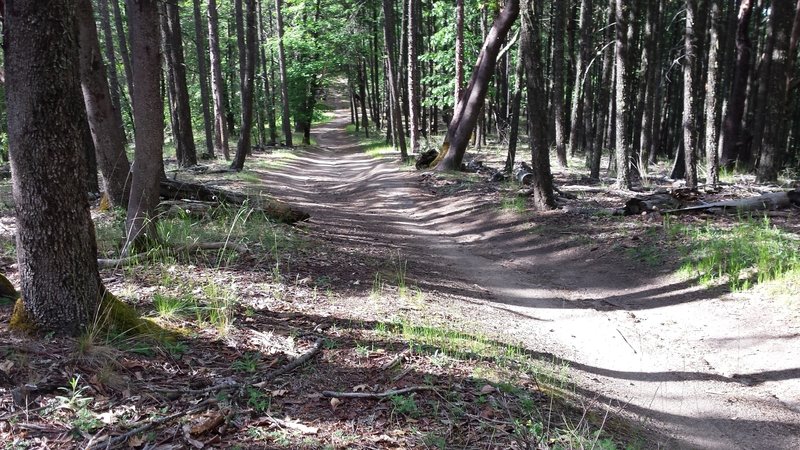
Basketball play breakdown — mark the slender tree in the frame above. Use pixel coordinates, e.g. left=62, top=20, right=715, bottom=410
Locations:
left=704, top=0, right=722, bottom=186
left=682, top=0, right=699, bottom=188
left=275, top=0, right=293, bottom=146
left=208, top=0, right=230, bottom=159
left=383, top=0, right=408, bottom=159
left=112, top=0, right=134, bottom=102
left=454, top=0, right=465, bottom=104
left=192, top=0, right=215, bottom=157
left=6, top=0, right=104, bottom=334
left=568, top=0, right=593, bottom=159
left=231, top=0, right=258, bottom=170
left=125, top=0, right=164, bottom=253
left=77, top=0, right=132, bottom=208
left=408, top=0, right=421, bottom=154
left=97, top=0, right=128, bottom=136
left=551, top=0, right=568, bottom=167
left=613, top=0, right=631, bottom=188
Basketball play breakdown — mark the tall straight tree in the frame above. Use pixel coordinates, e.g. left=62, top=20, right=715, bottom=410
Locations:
left=162, top=0, right=198, bottom=167
left=97, top=0, right=128, bottom=137
left=257, top=0, right=278, bottom=145
left=6, top=0, right=105, bottom=334
left=193, top=0, right=214, bottom=158
left=454, top=0, right=465, bottom=103
left=551, top=0, right=568, bottom=167
left=682, top=0, right=699, bottom=188
left=521, top=0, right=555, bottom=209
left=112, top=0, right=134, bottom=102
left=613, top=0, right=631, bottom=188
left=208, top=0, right=230, bottom=159
left=77, top=0, right=132, bottom=208
left=434, top=0, right=520, bottom=170
left=231, top=0, right=258, bottom=170
left=383, top=0, right=408, bottom=159
left=568, top=0, right=593, bottom=159
left=757, top=0, right=794, bottom=182
left=407, top=0, right=421, bottom=154
left=275, top=0, right=293, bottom=146
left=125, top=0, right=164, bottom=253
left=704, top=0, right=722, bottom=186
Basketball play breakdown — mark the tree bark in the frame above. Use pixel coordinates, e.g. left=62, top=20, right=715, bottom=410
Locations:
left=521, top=0, right=555, bottom=209
left=682, top=0, right=699, bottom=188
left=275, top=0, right=293, bottom=147
left=112, top=0, right=134, bottom=105
left=720, top=0, right=755, bottom=169
left=97, top=0, right=128, bottom=140
left=704, top=0, right=722, bottom=187
left=359, top=61, right=371, bottom=138
left=613, top=0, right=631, bottom=188
left=231, top=0, right=258, bottom=170
left=6, top=0, right=104, bottom=334
left=257, top=0, right=278, bottom=145
left=383, top=0, right=408, bottom=159
left=77, top=0, right=132, bottom=208
left=454, top=0, right=465, bottom=104
left=638, top=0, right=662, bottom=174
left=208, top=0, right=230, bottom=159
left=756, top=0, right=794, bottom=182
left=434, top=0, right=520, bottom=171
left=568, top=0, right=593, bottom=159
left=407, top=0, right=421, bottom=154
left=504, top=46, right=525, bottom=173
left=551, top=0, right=568, bottom=167
left=192, top=0, right=214, bottom=158
left=125, top=0, right=165, bottom=253
left=161, top=1, right=198, bottom=168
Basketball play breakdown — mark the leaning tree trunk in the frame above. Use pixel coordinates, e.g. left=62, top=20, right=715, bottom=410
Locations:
left=162, top=1, right=197, bottom=167
left=757, top=0, right=794, bottom=182
left=434, top=0, right=520, bottom=171
left=192, top=0, right=215, bottom=158
left=125, top=0, right=165, bottom=253
left=275, top=0, right=293, bottom=147
left=720, top=0, right=755, bottom=169
left=208, top=0, right=230, bottom=159
left=77, top=0, right=132, bottom=208
left=613, top=0, right=631, bottom=188
left=682, top=0, right=699, bottom=189
left=6, top=0, right=104, bottom=334
left=231, top=0, right=258, bottom=170
left=520, top=0, right=555, bottom=209
left=383, top=0, right=408, bottom=159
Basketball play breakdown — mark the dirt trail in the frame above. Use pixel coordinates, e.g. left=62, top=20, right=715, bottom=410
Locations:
left=262, top=109, right=800, bottom=449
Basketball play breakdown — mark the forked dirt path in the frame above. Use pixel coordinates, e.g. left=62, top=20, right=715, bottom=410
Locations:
left=262, top=109, right=800, bottom=449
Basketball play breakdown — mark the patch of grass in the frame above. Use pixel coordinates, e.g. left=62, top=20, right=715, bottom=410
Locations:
left=500, top=195, right=527, bottom=213
left=390, top=394, right=419, bottom=418
left=152, top=293, right=196, bottom=320
left=670, top=216, right=800, bottom=290
left=233, top=352, right=261, bottom=373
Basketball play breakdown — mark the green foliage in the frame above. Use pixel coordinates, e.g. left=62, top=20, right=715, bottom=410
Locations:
left=671, top=216, right=800, bottom=290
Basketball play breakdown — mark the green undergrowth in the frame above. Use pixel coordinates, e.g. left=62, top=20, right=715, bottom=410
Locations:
left=668, top=216, right=800, bottom=291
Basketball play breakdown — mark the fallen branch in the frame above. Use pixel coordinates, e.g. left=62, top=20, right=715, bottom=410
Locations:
left=86, top=398, right=216, bottom=450
left=259, top=414, right=318, bottom=434
left=321, top=385, right=435, bottom=399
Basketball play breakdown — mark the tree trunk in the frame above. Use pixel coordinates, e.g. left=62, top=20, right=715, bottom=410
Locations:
left=720, top=0, right=755, bottom=169
left=192, top=0, right=214, bottom=158
left=208, top=0, right=230, bottom=159
left=504, top=45, right=525, bottom=172
left=551, top=0, right=568, bottom=167
left=613, top=0, right=631, bottom=188
left=77, top=0, right=132, bottom=208
left=275, top=0, right=293, bottom=147
left=638, top=0, right=662, bottom=174
left=407, top=0, right=421, bottom=154
left=568, top=0, right=593, bottom=159
left=435, top=0, right=520, bottom=171
left=112, top=0, right=134, bottom=107
left=6, top=0, right=104, bottom=334
left=162, top=1, right=198, bottom=168
left=97, top=0, right=128, bottom=140
left=232, top=0, right=258, bottom=170
left=704, top=0, right=722, bottom=187
left=81, top=111, right=100, bottom=194
left=359, top=61, right=371, bottom=138
left=590, top=0, right=614, bottom=179
left=125, top=0, right=165, bottom=253
left=682, top=0, right=699, bottom=188
left=521, top=0, right=555, bottom=209
left=757, top=0, right=794, bottom=182
left=258, top=0, right=278, bottom=145
left=383, top=0, right=408, bottom=159
left=454, top=0, right=465, bottom=104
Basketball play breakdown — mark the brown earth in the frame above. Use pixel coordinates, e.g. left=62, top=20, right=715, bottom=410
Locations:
left=260, top=108, right=800, bottom=449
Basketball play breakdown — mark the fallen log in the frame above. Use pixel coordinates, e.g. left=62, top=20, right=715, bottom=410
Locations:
left=159, top=179, right=309, bottom=224
left=415, top=149, right=439, bottom=170
left=624, top=192, right=684, bottom=215
left=663, top=190, right=800, bottom=214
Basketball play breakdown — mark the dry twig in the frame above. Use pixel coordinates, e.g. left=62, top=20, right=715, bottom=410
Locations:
left=321, top=385, right=435, bottom=399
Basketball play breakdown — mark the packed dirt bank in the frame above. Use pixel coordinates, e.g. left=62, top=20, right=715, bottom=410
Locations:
left=260, top=109, right=800, bottom=449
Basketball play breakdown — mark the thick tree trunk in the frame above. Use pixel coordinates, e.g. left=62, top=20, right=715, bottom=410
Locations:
left=704, top=0, right=722, bottom=187
left=568, top=0, right=593, bottom=159
left=520, top=0, right=555, bottom=210
left=682, top=0, right=699, bottom=188
left=6, top=0, right=104, bottom=334
left=207, top=0, right=230, bottom=159
left=407, top=0, right=421, bottom=154
left=757, top=0, right=794, bottom=182
left=383, top=0, right=408, bottom=159
left=77, top=0, right=131, bottom=208
left=613, top=0, right=631, bottom=188
left=125, top=0, right=165, bottom=253
left=192, top=0, right=214, bottom=158
left=720, top=0, right=755, bottom=169
left=551, top=0, right=568, bottom=167
left=231, top=0, right=258, bottom=170
left=435, top=0, right=520, bottom=171
left=275, top=0, right=293, bottom=147
left=162, top=1, right=197, bottom=168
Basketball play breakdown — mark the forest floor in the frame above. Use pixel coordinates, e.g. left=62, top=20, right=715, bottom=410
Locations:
left=1, top=103, right=800, bottom=449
